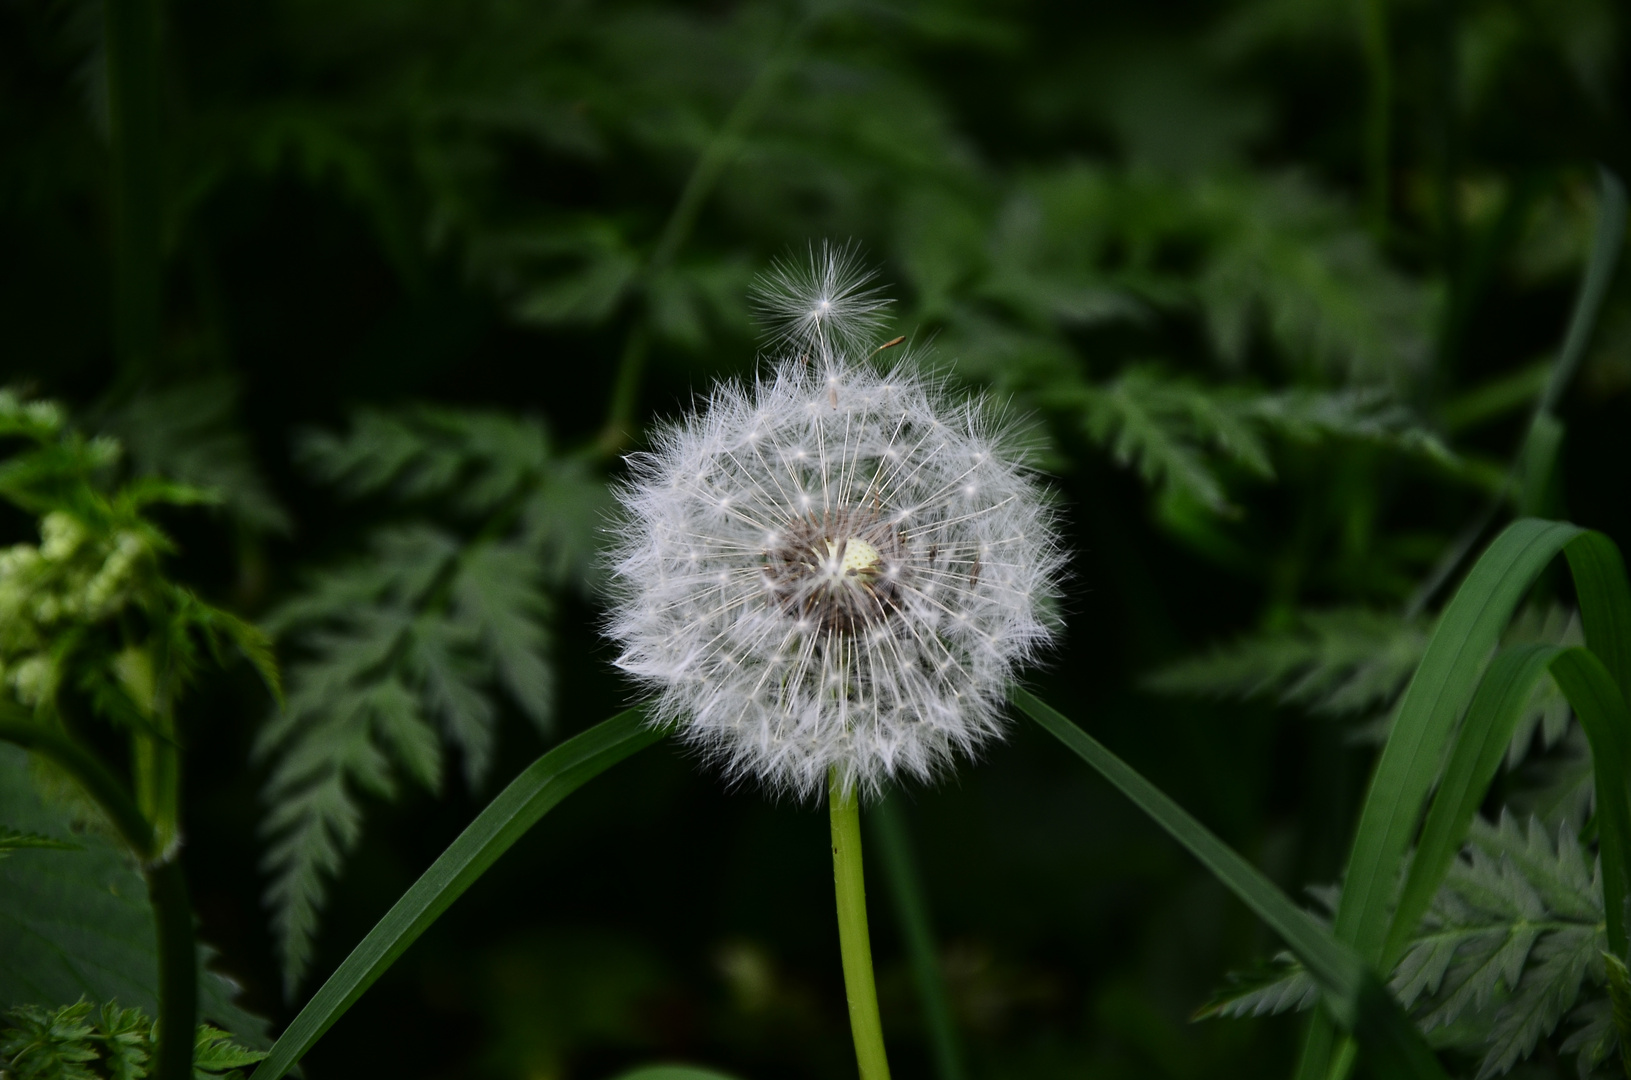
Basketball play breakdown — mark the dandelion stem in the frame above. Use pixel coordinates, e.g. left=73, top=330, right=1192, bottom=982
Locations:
left=830, top=769, right=893, bottom=1080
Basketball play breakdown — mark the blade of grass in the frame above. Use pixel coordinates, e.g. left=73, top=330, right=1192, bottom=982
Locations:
left=1013, top=688, right=1449, bottom=1079
left=1382, top=643, right=1564, bottom=968
left=1550, top=647, right=1631, bottom=959
left=1565, top=531, right=1631, bottom=704
left=1334, top=519, right=1581, bottom=968
left=249, top=710, right=661, bottom=1080
left=869, top=793, right=967, bottom=1080
left=1308, top=525, right=1623, bottom=1079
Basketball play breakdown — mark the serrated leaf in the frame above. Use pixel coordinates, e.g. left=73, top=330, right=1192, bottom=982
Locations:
left=1198, top=953, right=1319, bottom=1019
left=454, top=540, right=553, bottom=732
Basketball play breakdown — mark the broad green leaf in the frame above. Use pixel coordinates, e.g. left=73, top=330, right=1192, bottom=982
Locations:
left=249, top=710, right=661, bottom=1080
left=1012, top=688, right=1449, bottom=1079
left=0, top=745, right=267, bottom=1047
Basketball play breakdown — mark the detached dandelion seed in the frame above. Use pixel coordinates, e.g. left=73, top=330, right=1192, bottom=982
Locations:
left=607, top=245, right=1066, bottom=801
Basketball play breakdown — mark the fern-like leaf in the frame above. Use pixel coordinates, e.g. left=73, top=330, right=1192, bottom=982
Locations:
left=258, top=408, right=596, bottom=993
left=1066, top=367, right=1454, bottom=513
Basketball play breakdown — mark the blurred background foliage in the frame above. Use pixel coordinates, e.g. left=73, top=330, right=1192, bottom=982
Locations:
left=3, top=0, right=1630, bottom=1076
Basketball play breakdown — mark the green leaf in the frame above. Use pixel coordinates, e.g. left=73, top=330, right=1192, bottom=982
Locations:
left=1012, top=687, right=1450, bottom=1079
left=0, top=746, right=267, bottom=1047
left=453, top=540, right=554, bottom=733
left=0, top=826, right=78, bottom=857
left=1333, top=520, right=1582, bottom=972
left=248, top=710, right=661, bottom=1080
left=1384, top=644, right=1566, bottom=972
left=1550, top=647, right=1631, bottom=960
left=1066, top=367, right=1455, bottom=514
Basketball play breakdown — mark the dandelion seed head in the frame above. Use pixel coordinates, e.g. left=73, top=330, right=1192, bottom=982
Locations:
left=608, top=254, right=1065, bottom=801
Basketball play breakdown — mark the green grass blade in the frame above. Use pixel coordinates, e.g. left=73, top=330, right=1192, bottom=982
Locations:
left=1565, top=531, right=1631, bottom=705
left=1013, top=688, right=1449, bottom=1079
left=1550, top=647, right=1631, bottom=959
left=1382, top=643, right=1565, bottom=967
left=870, top=793, right=967, bottom=1080
left=1334, top=519, right=1581, bottom=970
left=249, top=710, right=661, bottom=1080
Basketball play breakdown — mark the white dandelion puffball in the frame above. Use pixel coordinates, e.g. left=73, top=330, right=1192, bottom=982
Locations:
left=607, top=250, right=1065, bottom=800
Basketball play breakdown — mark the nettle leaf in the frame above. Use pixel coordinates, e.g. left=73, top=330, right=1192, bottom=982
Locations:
left=0, top=746, right=267, bottom=1048
left=258, top=406, right=597, bottom=993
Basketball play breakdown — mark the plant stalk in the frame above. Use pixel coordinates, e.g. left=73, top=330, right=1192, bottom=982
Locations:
left=830, top=769, right=893, bottom=1080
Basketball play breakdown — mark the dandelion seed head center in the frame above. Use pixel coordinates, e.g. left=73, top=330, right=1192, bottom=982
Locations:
left=764, top=509, right=907, bottom=634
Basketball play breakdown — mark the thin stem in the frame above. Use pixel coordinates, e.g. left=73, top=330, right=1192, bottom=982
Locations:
left=870, top=793, right=965, bottom=1080
left=830, top=769, right=893, bottom=1080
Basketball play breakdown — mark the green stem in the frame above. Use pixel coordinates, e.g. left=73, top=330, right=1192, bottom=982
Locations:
left=0, top=712, right=195, bottom=1080
left=830, top=770, right=893, bottom=1080
left=147, top=856, right=197, bottom=1080
left=870, top=794, right=965, bottom=1080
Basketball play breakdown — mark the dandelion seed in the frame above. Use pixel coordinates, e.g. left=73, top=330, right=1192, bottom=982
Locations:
left=608, top=246, right=1065, bottom=800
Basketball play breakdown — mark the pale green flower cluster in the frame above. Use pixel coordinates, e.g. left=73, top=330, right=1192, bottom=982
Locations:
left=0, top=511, right=152, bottom=707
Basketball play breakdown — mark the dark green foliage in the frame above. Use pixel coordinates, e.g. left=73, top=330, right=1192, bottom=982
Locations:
left=0, top=999, right=264, bottom=1080
left=255, top=406, right=608, bottom=993
left=7, top=0, right=1631, bottom=1074
left=1204, top=815, right=1614, bottom=1077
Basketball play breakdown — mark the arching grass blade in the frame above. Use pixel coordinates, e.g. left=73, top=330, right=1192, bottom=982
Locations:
left=1382, top=643, right=1565, bottom=968
left=1335, top=519, right=1581, bottom=972
left=250, top=710, right=660, bottom=1080
left=1565, top=530, right=1631, bottom=704
left=1013, top=687, right=1450, bottom=1079
left=1550, top=647, right=1631, bottom=959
